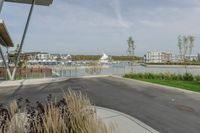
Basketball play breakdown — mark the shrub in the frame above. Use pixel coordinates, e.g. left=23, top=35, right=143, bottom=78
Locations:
left=137, top=73, right=144, bottom=79
left=195, top=75, right=200, bottom=82
left=164, top=73, right=171, bottom=80
left=124, top=73, right=195, bottom=81
left=182, top=73, right=194, bottom=81
left=0, top=91, right=118, bottom=133
left=170, top=74, right=179, bottom=80
left=177, top=74, right=183, bottom=80
left=158, top=73, right=165, bottom=80
left=143, top=73, right=155, bottom=79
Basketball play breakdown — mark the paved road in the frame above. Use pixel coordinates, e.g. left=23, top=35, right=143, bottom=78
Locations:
left=0, top=77, right=200, bottom=133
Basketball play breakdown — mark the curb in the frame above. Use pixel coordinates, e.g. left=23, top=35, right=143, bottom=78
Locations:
left=0, top=75, right=110, bottom=87
left=110, top=75, right=200, bottom=95
left=77, top=75, right=110, bottom=79
left=0, top=78, right=69, bottom=87
left=96, top=106, right=159, bottom=133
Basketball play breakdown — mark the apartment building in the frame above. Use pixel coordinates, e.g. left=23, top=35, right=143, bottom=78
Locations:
left=144, top=51, right=172, bottom=63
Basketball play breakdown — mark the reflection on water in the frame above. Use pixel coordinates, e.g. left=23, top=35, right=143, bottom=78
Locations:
left=85, top=62, right=102, bottom=75
left=51, top=62, right=200, bottom=78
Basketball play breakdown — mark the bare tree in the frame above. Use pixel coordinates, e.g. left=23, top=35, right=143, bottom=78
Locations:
left=177, top=35, right=183, bottom=60
left=177, top=35, right=195, bottom=73
left=127, top=37, right=135, bottom=56
left=188, top=35, right=195, bottom=57
left=177, top=35, right=195, bottom=62
left=182, top=36, right=189, bottom=61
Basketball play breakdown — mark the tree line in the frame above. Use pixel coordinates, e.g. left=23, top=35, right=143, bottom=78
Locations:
left=71, top=55, right=141, bottom=61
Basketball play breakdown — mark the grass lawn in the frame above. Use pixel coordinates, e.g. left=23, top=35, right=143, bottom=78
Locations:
left=130, top=78, right=200, bottom=92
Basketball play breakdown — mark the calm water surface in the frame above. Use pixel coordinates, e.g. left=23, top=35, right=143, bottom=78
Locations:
left=51, top=62, right=200, bottom=78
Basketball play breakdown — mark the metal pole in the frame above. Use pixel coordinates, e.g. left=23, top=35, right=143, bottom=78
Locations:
left=0, top=45, right=12, bottom=79
left=11, top=0, right=35, bottom=80
left=0, top=0, right=4, bottom=13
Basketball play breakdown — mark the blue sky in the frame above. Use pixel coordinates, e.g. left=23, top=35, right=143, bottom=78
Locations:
left=1, top=0, right=200, bottom=55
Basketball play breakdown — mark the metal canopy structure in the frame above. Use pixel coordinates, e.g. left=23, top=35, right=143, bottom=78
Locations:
left=0, top=19, right=13, bottom=79
left=0, top=0, right=53, bottom=80
left=5, top=0, right=53, bottom=6
left=0, top=19, right=14, bottom=47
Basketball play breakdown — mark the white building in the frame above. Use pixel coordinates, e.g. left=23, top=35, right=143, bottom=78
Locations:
left=172, top=54, right=199, bottom=62
left=185, top=55, right=198, bottom=61
left=25, top=52, right=51, bottom=60
left=36, top=52, right=51, bottom=60
left=144, top=52, right=172, bottom=63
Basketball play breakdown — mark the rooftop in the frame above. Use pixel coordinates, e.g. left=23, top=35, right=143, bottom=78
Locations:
left=0, top=19, right=14, bottom=47
left=5, top=0, right=53, bottom=6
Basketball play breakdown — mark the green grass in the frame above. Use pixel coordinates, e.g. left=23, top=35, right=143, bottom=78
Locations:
left=131, top=78, right=200, bottom=92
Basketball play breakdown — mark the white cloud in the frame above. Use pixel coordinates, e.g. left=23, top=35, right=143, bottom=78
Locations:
left=139, top=20, right=164, bottom=27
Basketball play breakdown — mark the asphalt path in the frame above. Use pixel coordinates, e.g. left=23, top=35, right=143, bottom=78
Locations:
left=0, top=77, right=200, bottom=133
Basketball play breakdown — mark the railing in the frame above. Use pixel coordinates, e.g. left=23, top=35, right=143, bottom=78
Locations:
left=0, top=66, right=52, bottom=80
left=1, top=62, right=200, bottom=80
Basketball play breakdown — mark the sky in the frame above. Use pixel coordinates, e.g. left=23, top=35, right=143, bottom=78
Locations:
left=1, top=0, right=200, bottom=56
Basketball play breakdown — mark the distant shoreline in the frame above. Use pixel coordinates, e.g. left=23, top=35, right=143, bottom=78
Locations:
left=145, top=64, right=200, bottom=68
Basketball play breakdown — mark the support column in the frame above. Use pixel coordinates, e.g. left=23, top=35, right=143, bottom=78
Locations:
left=0, top=45, right=12, bottom=79
left=0, top=0, right=4, bottom=13
left=11, top=0, right=35, bottom=80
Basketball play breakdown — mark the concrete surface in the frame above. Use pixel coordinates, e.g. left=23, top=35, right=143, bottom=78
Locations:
left=97, top=106, right=159, bottom=133
left=0, top=77, right=68, bottom=87
left=0, top=76, right=200, bottom=133
left=0, top=75, right=109, bottom=87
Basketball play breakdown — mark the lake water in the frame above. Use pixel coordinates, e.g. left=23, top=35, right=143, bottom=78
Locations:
left=51, top=62, right=200, bottom=78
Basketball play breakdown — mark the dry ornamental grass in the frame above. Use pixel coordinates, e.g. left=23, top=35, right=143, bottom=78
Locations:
left=0, top=90, right=118, bottom=133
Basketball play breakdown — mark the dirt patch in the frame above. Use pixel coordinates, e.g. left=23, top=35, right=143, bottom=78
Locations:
left=176, top=104, right=194, bottom=112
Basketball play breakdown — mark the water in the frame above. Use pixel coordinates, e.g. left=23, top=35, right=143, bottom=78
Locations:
left=51, top=62, right=200, bottom=78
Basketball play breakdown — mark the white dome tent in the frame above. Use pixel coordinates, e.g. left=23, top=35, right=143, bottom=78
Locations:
left=99, top=53, right=109, bottom=64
